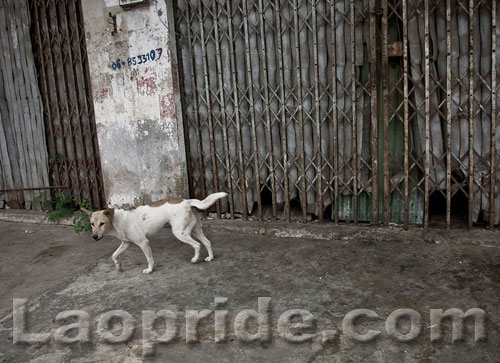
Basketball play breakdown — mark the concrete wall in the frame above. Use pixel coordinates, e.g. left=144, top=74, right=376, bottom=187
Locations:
left=82, top=0, right=187, bottom=207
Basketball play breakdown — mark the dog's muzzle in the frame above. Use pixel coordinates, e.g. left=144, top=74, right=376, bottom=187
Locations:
left=92, top=234, right=101, bottom=241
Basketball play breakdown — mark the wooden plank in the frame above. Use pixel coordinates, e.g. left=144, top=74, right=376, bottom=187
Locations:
left=13, top=0, right=50, bottom=207
left=5, top=0, right=38, bottom=208
left=0, top=111, right=15, bottom=206
left=0, top=44, right=16, bottom=207
left=10, top=0, right=40, bottom=204
left=18, top=0, right=51, bottom=200
left=0, top=0, right=30, bottom=206
left=0, top=23, right=25, bottom=208
left=0, top=127, right=4, bottom=208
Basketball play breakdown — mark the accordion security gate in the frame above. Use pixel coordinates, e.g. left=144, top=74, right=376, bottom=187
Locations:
left=29, top=0, right=106, bottom=209
left=172, top=0, right=500, bottom=228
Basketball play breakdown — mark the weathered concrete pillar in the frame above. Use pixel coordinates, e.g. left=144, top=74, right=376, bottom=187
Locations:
left=81, top=0, right=187, bottom=207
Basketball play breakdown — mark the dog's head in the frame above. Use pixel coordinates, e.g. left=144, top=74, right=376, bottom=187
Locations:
left=81, top=208, right=114, bottom=241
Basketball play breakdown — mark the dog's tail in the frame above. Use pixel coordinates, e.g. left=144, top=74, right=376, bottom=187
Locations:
left=188, top=192, right=228, bottom=210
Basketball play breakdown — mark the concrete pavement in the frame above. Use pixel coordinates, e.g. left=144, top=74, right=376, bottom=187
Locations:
left=0, top=219, right=499, bottom=362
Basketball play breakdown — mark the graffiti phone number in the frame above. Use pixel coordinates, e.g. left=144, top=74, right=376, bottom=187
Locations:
left=111, top=48, right=163, bottom=70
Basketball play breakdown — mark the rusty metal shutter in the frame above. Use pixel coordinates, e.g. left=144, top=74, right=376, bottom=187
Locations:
left=29, top=0, right=106, bottom=209
left=172, top=0, right=500, bottom=229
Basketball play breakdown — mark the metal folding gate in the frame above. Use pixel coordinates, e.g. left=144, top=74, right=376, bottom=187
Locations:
left=29, top=0, right=106, bottom=209
left=172, top=0, right=500, bottom=228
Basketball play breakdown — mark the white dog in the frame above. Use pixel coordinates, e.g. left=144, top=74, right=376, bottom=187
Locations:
left=82, top=192, right=227, bottom=274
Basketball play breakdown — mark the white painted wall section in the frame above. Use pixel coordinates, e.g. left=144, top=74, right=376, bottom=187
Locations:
left=82, top=0, right=187, bottom=207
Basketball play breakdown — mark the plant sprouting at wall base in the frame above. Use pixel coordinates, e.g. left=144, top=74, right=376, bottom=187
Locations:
left=42, top=194, right=92, bottom=234
left=73, top=198, right=92, bottom=234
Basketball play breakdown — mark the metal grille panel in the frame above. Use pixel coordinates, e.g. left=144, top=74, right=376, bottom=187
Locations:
left=173, top=0, right=500, bottom=228
left=29, top=0, right=105, bottom=209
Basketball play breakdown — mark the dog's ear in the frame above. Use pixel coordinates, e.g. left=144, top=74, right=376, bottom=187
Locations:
left=80, top=207, right=92, bottom=216
left=103, top=208, right=114, bottom=220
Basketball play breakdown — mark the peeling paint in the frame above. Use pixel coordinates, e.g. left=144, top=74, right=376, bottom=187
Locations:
left=159, top=93, right=175, bottom=121
left=95, top=87, right=110, bottom=102
left=135, top=67, right=157, bottom=96
left=82, top=0, right=186, bottom=207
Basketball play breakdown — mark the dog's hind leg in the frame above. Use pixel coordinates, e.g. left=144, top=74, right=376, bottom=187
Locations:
left=172, top=226, right=201, bottom=263
left=137, top=240, right=155, bottom=274
left=192, top=221, right=214, bottom=262
left=112, top=241, right=130, bottom=271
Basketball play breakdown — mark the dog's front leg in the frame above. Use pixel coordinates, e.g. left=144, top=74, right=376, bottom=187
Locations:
left=112, top=241, right=130, bottom=271
left=137, top=240, right=154, bottom=274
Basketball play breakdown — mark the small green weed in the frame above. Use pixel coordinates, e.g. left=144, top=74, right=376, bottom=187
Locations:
left=43, top=195, right=92, bottom=234
left=45, top=194, right=74, bottom=222
left=73, top=199, right=92, bottom=234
